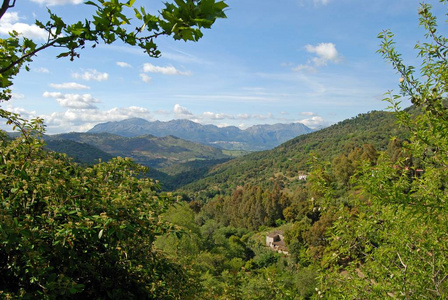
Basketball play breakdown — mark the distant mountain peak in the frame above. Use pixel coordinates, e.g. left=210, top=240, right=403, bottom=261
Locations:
left=88, top=119, right=314, bottom=151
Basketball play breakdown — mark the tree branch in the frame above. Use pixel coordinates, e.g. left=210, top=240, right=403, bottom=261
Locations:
left=0, top=0, right=14, bottom=20
left=0, top=39, right=59, bottom=75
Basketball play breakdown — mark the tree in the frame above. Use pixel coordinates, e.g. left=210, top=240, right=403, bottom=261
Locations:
left=0, top=0, right=227, bottom=103
left=0, top=0, right=227, bottom=297
left=0, top=117, right=199, bottom=298
left=317, top=1, right=448, bottom=298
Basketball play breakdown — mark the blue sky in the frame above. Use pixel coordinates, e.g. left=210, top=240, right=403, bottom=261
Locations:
left=1, top=0, right=444, bottom=133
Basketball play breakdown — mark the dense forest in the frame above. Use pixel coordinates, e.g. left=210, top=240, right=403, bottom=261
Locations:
left=1, top=0, right=448, bottom=299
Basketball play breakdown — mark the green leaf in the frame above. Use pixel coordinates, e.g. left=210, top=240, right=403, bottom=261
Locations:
left=56, top=52, right=70, bottom=58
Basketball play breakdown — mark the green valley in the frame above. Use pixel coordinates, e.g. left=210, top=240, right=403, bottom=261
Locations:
left=2, top=0, right=448, bottom=299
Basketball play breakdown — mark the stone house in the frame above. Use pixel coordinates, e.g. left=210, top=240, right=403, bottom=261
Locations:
left=266, top=231, right=288, bottom=255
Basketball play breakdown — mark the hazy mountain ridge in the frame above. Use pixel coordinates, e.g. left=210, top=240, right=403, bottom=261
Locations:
left=88, top=118, right=314, bottom=151
left=45, top=132, right=230, bottom=169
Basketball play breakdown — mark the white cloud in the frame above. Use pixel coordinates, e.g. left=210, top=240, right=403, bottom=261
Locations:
left=0, top=105, right=37, bottom=132
left=1, top=102, right=153, bottom=134
left=300, top=111, right=317, bottom=116
left=0, top=12, right=47, bottom=40
left=43, top=91, right=63, bottom=98
left=173, top=104, right=193, bottom=115
left=292, top=64, right=317, bottom=73
left=8, top=107, right=36, bottom=117
left=58, top=95, right=99, bottom=109
left=297, top=116, right=326, bottom=129
left=163, top=51, right=204, bottom=64
left=252, top=113, right=273, bottom=120
left=44, top=106, right=152, bottom=133
left=305, top=43, right=341, bottom=66
left=294, top=42, right=342, bottom=72
left=49, top=82, right=90, bottom=90
left=116, top=61, right=132, bottom=68
left=54, top=106, right=149, bottom=123
left=44, top=92, right=100, bottom=109
left=139, top=73, right=152, bottom=83
left=11, top=93, right=25, bottom=99
left=1, top=12, right=19, bottom=23
left=237, top=113, right=250, bottom=120
left=72, top=69, right=109, bottom=81
left=313, top=0, right=330, bottom=5
left=203, top=112, right=234, bottom=120
left=143, top=63, right=192, bottom=76
left=35, top=67, right=50, bottom=73
left=30, top=0, right=83, bottom=5
left=297, top=0, right=331, bottom=7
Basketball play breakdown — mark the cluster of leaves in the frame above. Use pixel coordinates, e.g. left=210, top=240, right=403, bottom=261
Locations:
left=0, top=115, right=194, bottom=298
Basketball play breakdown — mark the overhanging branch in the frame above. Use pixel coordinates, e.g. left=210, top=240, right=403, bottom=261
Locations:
left=0, top=0, right=15, bottom=20
left=0, top=39, right=58, bottom=75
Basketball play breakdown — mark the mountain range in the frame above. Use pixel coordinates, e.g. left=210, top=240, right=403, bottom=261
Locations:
left=88, top=118, right=314, bottom=151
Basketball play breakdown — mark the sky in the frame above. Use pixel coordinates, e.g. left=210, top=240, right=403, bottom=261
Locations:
left=1, top=0, right=446, bottom=134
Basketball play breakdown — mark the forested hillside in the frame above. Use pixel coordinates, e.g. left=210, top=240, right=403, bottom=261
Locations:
left=44, top=139, right=114, bottom=164
left=48, top=132, right=230, bottom=169
left=181, top=109, right=408, bottom=196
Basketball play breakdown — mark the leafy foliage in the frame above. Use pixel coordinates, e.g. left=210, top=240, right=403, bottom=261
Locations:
left=314, top=1, right=448, bottom=298
left=0, top=0, right=233, bottom=298
left=0, top=116, right=194, bottom=298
